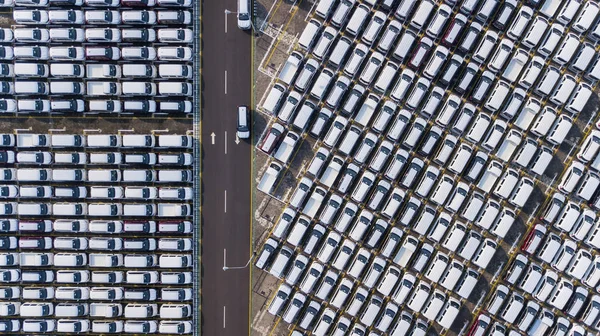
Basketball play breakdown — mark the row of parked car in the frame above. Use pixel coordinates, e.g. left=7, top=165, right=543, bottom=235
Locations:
left=0, top=27, right=193, bottom=43
left=255, top=0, right=600, bottom=335
left=0, top=318, right=192, bottom=334
left=0, top=268, right=191, bottom=284
left=1, top=251, right=191, bottom=266
left=0, top=134, right=193, bottom=148
left=8, top=0, right=192, bottom=7
left=12, top=9, right=192, bottom=25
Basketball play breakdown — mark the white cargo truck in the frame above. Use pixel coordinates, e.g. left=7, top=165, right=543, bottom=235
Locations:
left=496, top=130, right=522, bottom=162
left=319, top=157, right=343, bottom=188
left=20, top=253, right=53, bottom=266
left=476, top=161, right=504, bottom=193
left=86, top=64, right=121, bottom=79
left=354, top=95, right=379, bottom=127
left=90, top=303, right=122, bottom=318
left=273, top=132, right=299, bottom=165
left=278, top=52, right=303, bottom=85
left=89, top=254, right=123, bottom=268
left=87, top=82, right=121, bottom=96
left=17, top=134, right=49, bottom=148
left=157, top=204, right=191, bottom=217
left=257, top=162, right=282, bottom=194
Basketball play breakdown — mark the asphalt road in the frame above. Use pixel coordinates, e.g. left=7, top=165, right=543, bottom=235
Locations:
left=201, top=0, right=253, bottom=335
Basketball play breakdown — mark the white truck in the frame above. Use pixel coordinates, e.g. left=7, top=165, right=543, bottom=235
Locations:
left=278, top=52, right=303, bottom=85
left=86, top=64, right=121, bottom=79
left=20, top=253, right=53, bottom=266
left=354, top=95, right=379, bottom=127
left=17, top=134, right=50, bottom=148
left=502, top=49, right=528, bottom=84
left=87, top=82, right=121, bottom=96
left=476, top=160, right=504, bottom=193
left=514, top=99, right=541, bottom=131
left=158, top=204, right=191, bottom=217
left=257, top=162, right=282, bottom=194
left=90, top=303, right=122, bottom=318
left=319, top=156, right=343, bottom=188
left=89, top=254, right=123, bottom=268
left=496, top=130, right=522, bottom=163
left=273, top=132, right=299, bottom=165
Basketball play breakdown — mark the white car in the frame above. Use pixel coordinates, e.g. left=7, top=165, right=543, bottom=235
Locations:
left=121, top=46, right=157, bottom=60
left=121, top=10, right=157, bottom=24
left=158, top=0, right=192, bottom=6
left=158, top=29, right=193, bottom=43
left=157, top=10, right=192, bottom=24
left=85, top=10, right=121, bottom=24
left=14, top=28, right=49, bottom=42
left=0, top=46, right=13, bottom=61
left=48, top=10, right=84, bottom=24
left=0, top=99, right=17, bottom=113
left=49, top=47, right=85, bottom=61
left=85, top=28, right=121, bottom=42
left=0, top=185, right=17, bottom=198
left=14, top=10, right=48, bottom=25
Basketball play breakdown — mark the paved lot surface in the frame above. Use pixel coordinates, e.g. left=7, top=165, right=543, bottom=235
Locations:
left=200, top=0, right=253, bottom=335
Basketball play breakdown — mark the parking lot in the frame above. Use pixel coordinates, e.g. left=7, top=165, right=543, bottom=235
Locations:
left=248, top=0, right=600, bottom=335
left=0, top=0, right=197, bottom=334
left=0, top=132, right=194, bottom=334
left=0, top=0, right=194, bottom=136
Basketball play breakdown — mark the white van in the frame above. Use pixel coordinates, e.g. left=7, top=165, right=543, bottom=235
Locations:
left=87, top=134, right=121, bottom=148
left=298, top=19, right=321, bottom=50
left=346, top=4, right=370, bottom=36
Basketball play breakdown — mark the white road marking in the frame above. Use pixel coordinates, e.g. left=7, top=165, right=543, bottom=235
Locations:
left=224, top=190, right=227, bottom=213
left=223, top=248, right=227, bottom=268
left=223, top=306, right=226, bottom=328
left=224, top=131, right=228, bottom=154
left=224, top=70, right=228, bottom=94
left=225, top=11, right=227, bottom=33
left=260, top=0, right=278, bottom=31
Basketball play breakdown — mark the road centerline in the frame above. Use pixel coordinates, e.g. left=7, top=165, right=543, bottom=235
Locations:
left=224, top=190, right=227, bottom=213
left=224, top=70, right=228, bottom=94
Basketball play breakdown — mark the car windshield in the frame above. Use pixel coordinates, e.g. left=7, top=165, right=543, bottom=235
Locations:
left=238, top=13, right=249, bottom=20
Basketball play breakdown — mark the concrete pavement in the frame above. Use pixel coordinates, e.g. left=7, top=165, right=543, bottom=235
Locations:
left=201, top=0, right=253, bottom=335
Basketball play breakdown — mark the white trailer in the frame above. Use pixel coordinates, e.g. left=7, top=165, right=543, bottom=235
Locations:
left=278, top=52, right=303, bottom=85
left=86, top=82, right=121, bottom=96
left=257, top=162, right=282, bottom=194
left=86, top=64, right=121, bottom=79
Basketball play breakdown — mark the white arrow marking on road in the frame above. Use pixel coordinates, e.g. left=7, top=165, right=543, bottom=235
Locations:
left=224, top=131, right=228, bottom=154
left=210, top=132, right=216, bottom=144
left=235, top=134, right=240, bottom=145
left=224, top=190, right=227, bottom=213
